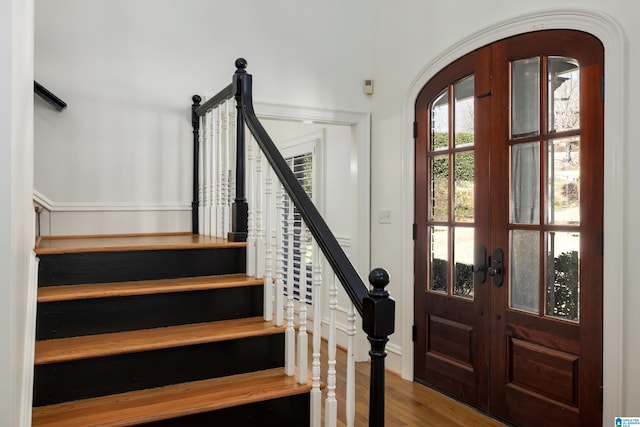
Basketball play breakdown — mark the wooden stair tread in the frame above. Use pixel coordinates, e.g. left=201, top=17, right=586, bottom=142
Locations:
left=35, top=317, right=283, bottom=365
left=32, top=368, right=311, bottom=427
left=35, top=232, right=245, bottom=255
left=38, top=274, right=262, bottom=302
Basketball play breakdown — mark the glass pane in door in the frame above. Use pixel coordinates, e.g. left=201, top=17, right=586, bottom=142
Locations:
left=510, top=142, right=540, bottom=224
left=510, top=230, right=540, bottom=314
left=546, top=231, right=580, bottom=322
left=454, top=226, right=474, bottom=299
left=454, top=76, right=474, bottom=147
left=431, top=90, right=449, bottom=150
left=547, top=137, right=580, bottom=225
left=429, top=226, right=448, bottom=293
left=430, top=155, right=449, bottom=221
left=548, top=57, right=580, bottom=133
left=511, top=57, right=540, bottom=138
left=454, top=151, right=474, bottom=222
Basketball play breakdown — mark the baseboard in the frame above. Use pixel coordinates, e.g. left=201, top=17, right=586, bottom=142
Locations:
left=384, top=343, right=403, bottom=375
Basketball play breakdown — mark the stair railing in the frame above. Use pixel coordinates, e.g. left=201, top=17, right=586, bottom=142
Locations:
left=192, top=58, right=394, bottom=427
left=34, top=81, right=67, bottom=111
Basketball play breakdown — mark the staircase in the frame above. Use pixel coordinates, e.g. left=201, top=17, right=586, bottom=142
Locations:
left=31, top=233, right=311, bottom=427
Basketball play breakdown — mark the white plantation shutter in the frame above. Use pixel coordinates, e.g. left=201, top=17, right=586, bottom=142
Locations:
left=282, top=151, right=314, bottom=304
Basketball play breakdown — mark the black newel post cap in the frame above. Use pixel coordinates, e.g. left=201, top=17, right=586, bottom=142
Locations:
left=191, top=95, right=201, bottom=128
left=363, top=268, right=395, bottom=338
left=233, top=59, right=248, bottom=100
left=235, top=58, right=247, bottom=71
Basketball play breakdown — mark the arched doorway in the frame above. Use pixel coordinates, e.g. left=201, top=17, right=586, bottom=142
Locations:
left=413, top=30, right=603, bottom=426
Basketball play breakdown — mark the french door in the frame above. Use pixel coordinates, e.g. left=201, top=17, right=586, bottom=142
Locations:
left=414, top=30, right=603, bottom=426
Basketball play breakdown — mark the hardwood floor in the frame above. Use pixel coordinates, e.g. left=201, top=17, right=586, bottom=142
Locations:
left=333, top=345, right=506, bottom=427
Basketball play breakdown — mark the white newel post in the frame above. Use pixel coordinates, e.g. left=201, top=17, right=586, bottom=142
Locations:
left=246, top=136, right=255, bottom=276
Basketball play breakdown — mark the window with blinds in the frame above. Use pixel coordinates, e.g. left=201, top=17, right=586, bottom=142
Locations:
left=282, top=151, right=314, bottom=305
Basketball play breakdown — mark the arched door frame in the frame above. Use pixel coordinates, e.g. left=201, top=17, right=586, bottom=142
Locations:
left=400, top=9, right=625, bottom=421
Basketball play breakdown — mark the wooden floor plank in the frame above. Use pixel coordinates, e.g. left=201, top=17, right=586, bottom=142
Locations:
left=35, top=317, right=282, bottom=365
left=37, top=274, right=262, bottom=302
left=329, top=344, right=506, bottom=427
left=32, top=368, right=310, bottom=427
left=35, top=233, right=244, bottom=255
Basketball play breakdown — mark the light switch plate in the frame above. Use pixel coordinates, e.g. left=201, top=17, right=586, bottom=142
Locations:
left=378, top=209, right=391, bottom=224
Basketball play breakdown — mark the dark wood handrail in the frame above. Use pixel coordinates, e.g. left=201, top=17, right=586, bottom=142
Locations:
left=195, top=83, right=234, bottom=117
left=34, top=81, right=67, bottom=111
left=191, top=59, right=394, bottom=426
left=234, top=60, right=368, bottom=315
left=233, top=59, right=369, bottom=315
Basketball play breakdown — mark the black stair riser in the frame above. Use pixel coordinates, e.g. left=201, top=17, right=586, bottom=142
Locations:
left=141, top=393, right=310, bottom=427
left=38, top=248, right=246, bottom=286
left=33, top=333, right=285, bottom=406
left=36, top=286, right=263, bottom=339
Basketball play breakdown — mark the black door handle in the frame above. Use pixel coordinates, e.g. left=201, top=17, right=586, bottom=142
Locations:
left=472, top=246, right=487, bottom=284
left=488, top=248, right=504, bottom=287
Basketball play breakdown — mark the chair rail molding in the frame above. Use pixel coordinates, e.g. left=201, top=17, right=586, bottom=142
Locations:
left=33, top=190, right=189, bottom=212
left=400, top=8, right=625, bottom=421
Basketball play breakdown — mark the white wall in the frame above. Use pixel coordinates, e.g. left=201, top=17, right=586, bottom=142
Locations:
left=33, top=0, right=640, bottom=421
left=369, top=0, right=638, bottom=419
left=1, top=0, right=36, bottom=425
left=34, top=0, right=372, bottom=235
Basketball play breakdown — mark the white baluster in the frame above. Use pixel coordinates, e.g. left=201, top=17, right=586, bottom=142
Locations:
left=346, top=301, right=357, bottom=427
left=198, top=114, right=205, bottom=235
left=227, top=100, right=236, bottom=236
left=220, top=102, right=230, bottom=238
left=202, top=107, right=210, bottom=237
left=275, top=183, right=285, bottom=327
left=325, top=273, right=338, bottom=427
left=310, top=240, right=322, bottom=427
left=255, top=146, right=265, bottom=279
left=208, top=107, right=216, bottom=237
left=227, top=169, right=234, bottom=235
left=263, top=166, right=273, bottom=322
left=215, top=106, right=223, bottom=238
left=246, top=136, right=255, bottom=277
left=297, top=221, right=308, bottom=385
left=285, top=194, right=296, bottom=377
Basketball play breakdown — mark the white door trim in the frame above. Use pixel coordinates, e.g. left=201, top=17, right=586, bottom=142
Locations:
left=400, top=8, right=625, bottom=422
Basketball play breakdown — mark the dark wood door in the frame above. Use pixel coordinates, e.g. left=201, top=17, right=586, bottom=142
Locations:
left=414, top=45, right=492, bottom=410
left=414, top=30, right=603, bottom=426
